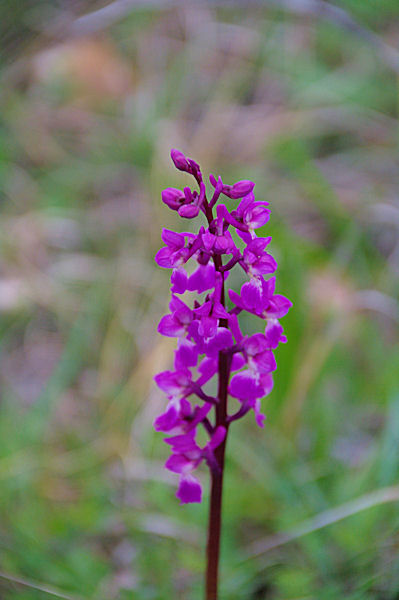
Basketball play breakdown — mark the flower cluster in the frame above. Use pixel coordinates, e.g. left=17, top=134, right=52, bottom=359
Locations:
left=154, top=149, right=292, bottom=504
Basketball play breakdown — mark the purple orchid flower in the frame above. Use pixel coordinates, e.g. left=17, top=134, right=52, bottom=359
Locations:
left=155, top=150, right=291, bottom=506
left=154, top=148, right=291, bottom=599
left=165, top=426, right=226, bottom=504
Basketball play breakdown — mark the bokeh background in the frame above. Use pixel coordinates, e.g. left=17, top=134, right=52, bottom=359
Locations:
left=1, top=1, right=399, bottom=598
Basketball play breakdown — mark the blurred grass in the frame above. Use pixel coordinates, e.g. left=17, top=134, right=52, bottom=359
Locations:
left=0, top=1, right=399, bottom=598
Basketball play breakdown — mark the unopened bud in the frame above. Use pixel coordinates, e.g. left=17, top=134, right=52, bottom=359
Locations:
left=223, top=180, right=255, bottom=199
left=162, top=187, right=185, bottom=210
left=171, top=148, right=190, bottom=172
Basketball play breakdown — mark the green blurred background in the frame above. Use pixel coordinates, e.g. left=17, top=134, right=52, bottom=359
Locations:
left=0, top=1, right=399, bottom=598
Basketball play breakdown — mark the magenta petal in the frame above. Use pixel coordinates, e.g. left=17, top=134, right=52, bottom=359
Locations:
left=170, top=299, right=193, bottom=327
left=229, top=372, right=264, bottom=400
left=244, top=333, right=268, bottom=356
left=176, top=474, right=202, bottom=504
left=256, top=414, right=266, bottom=428
left=183, top=186, right=193, bottom=203
left=215, top=231, right=239, bottom=254
left=229, top=180, right=255, bottom=199
left=252, top=254, right=278, bottom=275
left=158, top=314, right=185, bottom=337
left=175, top=339, right=198, bottom=368
left=161, top=229, right=184, bottom=248
left=197, top=357, right=218, bottom=385
left=198, top=316, right=218, bottom=338
left=208, top=426, right=226, bottom=451
left=155, top=246, right=173, bottom=268
left=171, top=148, right=190, bottom=172
left=262, top=276, right=276, bottom=297
left=188, top=158, right=201, bottom=174
left=187, top=264, right=216, bottom=293
left=212, top=302, right=229, bottom=319
left=236, top=194, right=254, bottom=216
left=165, top=454, right=192, bottom=474
left=187, top=320, right=205, bottom=352
left=241, top=280, right=262, bottom=310
left=228, top=289, right=246, bottom=311
left=268, top=295, right=293, bottom=318
left=162, top=188, right=184, bottom=210
left=178, top=204, right=200, bottom=218
left=190, top=403, right=212, bottom=428
left=155, top=369, right=191, bottom=396
left=247, top=237, right=272, bottom=253
left=171, top=267, right=188, bottom=294
left=214, top=236, right=228, bottom=252
left=265, top=321, right=286, bottom=348
left=174, top=308, right=193, bottom=328
left=180, top=398, right=192, bottom=417
left=253, top=350, right=277, bottom=374
left=202, top=231, right=216, bottom=252
left=205, top=327, right=233, bottom=357
left=193, top=300, right=212, bottom=317
left=169, top=295, right=186, bottom=312
left=254, top=399, right=266, bottom=428
left=236, top=229, right=252, bottom=244
left=237, top=198, right=252, bottom=216
left=154, top=404, right=179, bottom=432
left=243, top=248, right=257, bottom=266
left=247, top=205, right=270, bottom=229
left=228, top=313, right=243, bottom=343
left=260, top=372, right=274, bottom=395
left=165, top=432, right=199, bottom=453
left=231, top=354, right=245, bottom=371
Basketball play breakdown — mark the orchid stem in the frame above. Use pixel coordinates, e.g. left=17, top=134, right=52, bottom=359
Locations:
left=205, top=350, right=230, bottom=599
left=205, top=435, right=226, bottom=599
left=205, top=245, right=231, bottom=599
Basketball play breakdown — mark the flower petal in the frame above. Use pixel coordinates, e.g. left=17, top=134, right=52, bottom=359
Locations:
left=154, top=404, right=179, bottom=432
left=229, top=372, right=264, bottom=400
left=165, top=454, right=193, bottom=474
left=241, top=280, right=263, bottom=310
left=205, top=327, right=233, bottom=357
left=267, top=295, right=293, bottom=318
left=171, top=267, right=188, bottom=294
left=187, top=264, right=216, bottom=293
left=158, top=314, right=185, bottom=337
left=161, top=228, right=185, bottom=248
left=207, top=426, right=226, bottom=451
left=175, top=339, right=199, bottom=368
left=178, top=204, right=200, bottom=218
left=162, top=188, right=184, bottom=210
left=176, top=474, right=202, bottom=504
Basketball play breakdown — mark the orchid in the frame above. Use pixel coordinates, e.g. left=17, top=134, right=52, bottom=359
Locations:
left=154, top=149, right=292, bottom=599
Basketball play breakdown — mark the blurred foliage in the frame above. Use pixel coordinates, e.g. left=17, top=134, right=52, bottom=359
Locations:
left=0, top=1, right=399, bottom=599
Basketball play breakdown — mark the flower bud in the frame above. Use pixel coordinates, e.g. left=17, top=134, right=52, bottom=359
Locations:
left=223, top=180, right=255, bottom=199
left=171, top=148, right=191, bottom=172
left=162, top=187, right=185, bottom=210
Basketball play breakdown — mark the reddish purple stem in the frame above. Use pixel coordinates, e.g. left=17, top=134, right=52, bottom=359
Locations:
left=204, top=207, right=231, bottom=600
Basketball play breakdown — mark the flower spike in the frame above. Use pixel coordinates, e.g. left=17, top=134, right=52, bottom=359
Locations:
left=154, top=150, right=291, bottom=503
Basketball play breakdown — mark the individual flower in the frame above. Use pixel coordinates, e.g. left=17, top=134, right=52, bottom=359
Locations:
left=165, top=427, right=226, bottom=504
